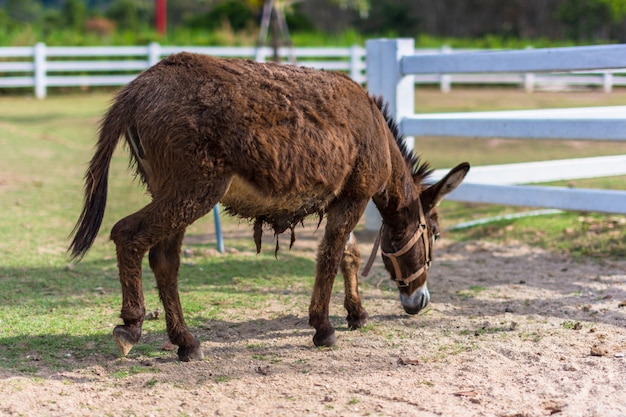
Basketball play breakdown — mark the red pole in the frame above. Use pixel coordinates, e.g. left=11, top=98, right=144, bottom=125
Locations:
left=156, top=0, right=167, bottom=35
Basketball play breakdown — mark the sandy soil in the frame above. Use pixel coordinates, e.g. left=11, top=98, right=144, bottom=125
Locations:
left=1, top=230, right=625, bottom=417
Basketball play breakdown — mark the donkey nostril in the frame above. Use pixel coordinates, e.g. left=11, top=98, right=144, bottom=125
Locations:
left=421, top=291, right=431, bottom=309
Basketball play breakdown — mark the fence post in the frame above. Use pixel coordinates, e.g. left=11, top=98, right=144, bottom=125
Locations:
left=34, top=42, right=47, bottom=99
left=349, top=44, right=362, bottom=82
left=364, top=38, right=415, bottom=231
left=603, top=71, right=613, bottom=93
left=255, top=47, right=267, bottom=62
left=148, top=42, right=161, bottom=67
left=523, top=46, right=535, bottom=92
left=439, top=45, right=451, bottom=93
left=523, top=72, right=535, bottom=92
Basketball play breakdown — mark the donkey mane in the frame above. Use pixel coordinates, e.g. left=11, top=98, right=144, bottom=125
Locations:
left=373, top=96, right=433, bottom=184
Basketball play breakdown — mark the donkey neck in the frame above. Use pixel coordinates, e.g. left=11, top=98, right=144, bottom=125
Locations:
left=372, top=144, right=420, bottom=226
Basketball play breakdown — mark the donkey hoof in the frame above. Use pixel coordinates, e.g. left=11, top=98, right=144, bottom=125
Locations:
left=177, top=345, right=204, bottom=362
left=113, top=325, right=140, bottom=356
left=313, top=330, right=337, bottom=347
left=346, top=310, right=369, bottom=330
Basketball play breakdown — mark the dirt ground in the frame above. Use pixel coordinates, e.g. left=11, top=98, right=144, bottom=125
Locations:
left=1, top=227, right=625, bottom=417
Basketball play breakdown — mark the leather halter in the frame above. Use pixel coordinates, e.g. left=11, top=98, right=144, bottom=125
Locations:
left=361, top=203, right=432, bottom=287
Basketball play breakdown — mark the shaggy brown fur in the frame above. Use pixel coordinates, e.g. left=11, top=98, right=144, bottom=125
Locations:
left=69, top=53, right=469, bottom=361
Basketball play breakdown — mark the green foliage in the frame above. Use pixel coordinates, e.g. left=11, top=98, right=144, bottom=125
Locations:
left=105, top=0, right=152, bottom=31
left=0, top=9, right=14, bottom=35
left=285, top=3, right=315, bottom=33
left=331, top=0, right=370, bottom=18
left=187, top=0, right=254, bottom=32
left=597, top=0, right=626, bottom=21
left=39, top=8, right=63, bottom=35
left=414, top=33, right=575, bottom=49
left=5, top=0, right=42, bottom=23
left=556, top=0, right=613, bottom=41
left=360, top=0, right=416, bottom=37
left=61, top=0, right=87, bottom=31
left=291, top=28, right=365, bottom=47
left=2, top=0, right=626, bottom=48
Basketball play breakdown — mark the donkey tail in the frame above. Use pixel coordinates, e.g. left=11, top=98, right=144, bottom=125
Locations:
left=68, top=103, right=128, bottom=261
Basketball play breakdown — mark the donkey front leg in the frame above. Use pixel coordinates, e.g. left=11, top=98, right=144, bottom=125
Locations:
left=341, top=232, right=368, bottom=330
left=309, top=233, right=343, bottom=347
left=309, top=201, right=368, bottom=347
left=149, top=230, right=203, bottom=362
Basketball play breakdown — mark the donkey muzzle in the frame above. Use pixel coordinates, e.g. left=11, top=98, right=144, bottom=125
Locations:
left=400, top=283, right=430, bottom=315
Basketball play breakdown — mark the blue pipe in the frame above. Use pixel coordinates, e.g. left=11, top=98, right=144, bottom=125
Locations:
left=213, top=204, right=225, bottom=253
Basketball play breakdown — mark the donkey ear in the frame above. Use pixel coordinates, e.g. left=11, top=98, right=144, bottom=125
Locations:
left=421, top=162, right=470, bottom=211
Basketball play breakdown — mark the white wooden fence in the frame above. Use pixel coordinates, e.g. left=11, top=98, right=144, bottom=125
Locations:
left=0, top=43, right=366, bottom=99
left=3, top=42, right=626, bottom=98
left=364, top=38, right=626, bottom=230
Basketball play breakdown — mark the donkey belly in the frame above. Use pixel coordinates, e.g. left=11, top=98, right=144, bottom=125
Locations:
left=221, top=175, right=334, bottom=226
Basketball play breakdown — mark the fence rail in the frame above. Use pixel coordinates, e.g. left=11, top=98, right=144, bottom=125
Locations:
left=3, top=43, right=626, bottom=98
left=364, top=38, right=626, bottom=230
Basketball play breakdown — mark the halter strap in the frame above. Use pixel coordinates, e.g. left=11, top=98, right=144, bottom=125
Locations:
left=361, top=229, right=381, bottom=278
left=361, top=203, right=432, bottom=287
left=382, top=223, right=429, bottom=287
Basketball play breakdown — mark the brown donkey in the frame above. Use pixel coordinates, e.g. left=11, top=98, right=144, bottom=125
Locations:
left=69, top=53, right=469, bottom=361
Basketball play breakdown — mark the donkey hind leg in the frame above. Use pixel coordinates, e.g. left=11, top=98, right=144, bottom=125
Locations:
left=110, top=185, right=227, bottom=359
left=309, top=199, right=369, bottom=347
left=110, top=209, right=148, bottom=357
left=341, top=232, right=368, bottom=330
left=149, top=230, right=203, bottom=362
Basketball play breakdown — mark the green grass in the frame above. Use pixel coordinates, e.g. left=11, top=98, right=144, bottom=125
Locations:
left=111, top=365, right=159, bottom=379
left=444, top=207, right=626, bottom=257
left=456, top=285, right=488, bottom=300
left=1, top=89, right=625, bottom=374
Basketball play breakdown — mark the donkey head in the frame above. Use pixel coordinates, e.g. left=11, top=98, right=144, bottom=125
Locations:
left=380, top=162, right=469, bottom=315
